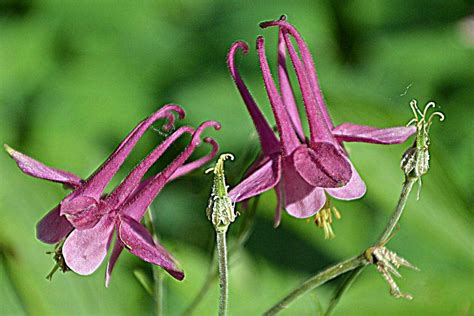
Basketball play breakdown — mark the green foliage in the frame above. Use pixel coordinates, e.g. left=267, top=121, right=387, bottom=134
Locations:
left=0, top=1, right=472, bottom=315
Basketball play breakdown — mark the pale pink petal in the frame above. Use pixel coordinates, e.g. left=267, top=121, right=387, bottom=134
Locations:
left=36, top=205, right=73, bottom=244
left=326, top=163, right=366, bottom=200
left=4, top=144, right=82, bottom=188
left=117, top=215, right=184, bottom=280
left=292, top=144, right=352, bottom=188
left=332, top=123, right=416, bottom=144
left=281, top=159, right=326, bottom=218
left=63, top=213, right=115, bottom=275
left=228, top=155, right=281, bottom=202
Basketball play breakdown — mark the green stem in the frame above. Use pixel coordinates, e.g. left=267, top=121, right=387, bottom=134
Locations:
left=183, top=197, right=259, bottom=315
left=264, top=177, right=417, bottom=315
left=216, top=229, right=229, bottom=316
left=324, top=266, right=364, bottom=316
left=263, top=255, right=368, bottom=316
left=323, top=177, right=417, bottom=315
left=153, top=266, right=164, bottom=316
left=377, top=178, right=416, bottom=244
left=145, top=208, right=165, bottom=316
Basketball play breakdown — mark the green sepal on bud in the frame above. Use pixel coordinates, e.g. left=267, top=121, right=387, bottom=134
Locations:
left=206, top=154, right=238, bottom=233
left=401, top=100, right=444, bottom=197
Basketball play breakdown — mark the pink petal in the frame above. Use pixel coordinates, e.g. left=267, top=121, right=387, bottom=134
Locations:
left=281, top=159, right=326, bottom=218
left=61, top=105, right=185, bottom=217
left=117, top=215, right=184, bottom=280
left=332, top=123, right=416, bottom=144
left=280, top=31, right=335, bottom=146
left=257, top=36, right=301, bottom=155
left=292, top=144, right=352, bottom=188
left=61, top=195, right=104, bottom=230
left=227, top=41, right=281, bottom=156
left=326, top=162, right=366, bottom=200
left=105, top=240, right=124, bottom=287
left=228, top=155, right=281, bottom=202
left=168, top=137, right=219, bottom=181
left=105, top=126, right=194, bottom=209
left=4, top=144, right=82, bottom=188
left=261, top=19, right=334, bottom=128
left=63, top=213, right=115, bottom=275
left=119, top=122, right=220, bottom=221
left=36, top=205, right=73, bottom=244
left=277, top=29, right=305, bottom=141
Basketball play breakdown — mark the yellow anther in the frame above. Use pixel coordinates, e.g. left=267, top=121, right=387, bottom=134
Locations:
left=313, top=199, right=342, bottom=239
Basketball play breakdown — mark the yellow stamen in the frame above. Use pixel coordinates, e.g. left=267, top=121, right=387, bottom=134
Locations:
left=313, top=200, right=342, bottom=239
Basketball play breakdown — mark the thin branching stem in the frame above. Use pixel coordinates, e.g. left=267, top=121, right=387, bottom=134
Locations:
left=324, top=177, right=417, bottom=315
left=264, top=177, right=417, bottom=315
left=324, top=266, right=363, bottom=316
left=264, top=256, right=368, bottom=315
left=377, top=178, right=416, bottom=244
left=146, top=208, right=165, bottom=316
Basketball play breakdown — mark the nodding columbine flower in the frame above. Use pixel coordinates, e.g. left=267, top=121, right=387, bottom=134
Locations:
left=5, top=104, right=185, bottom=242
left=5, top=106, right=220, bottom=284
left=227, top=16, right=416, bottom=230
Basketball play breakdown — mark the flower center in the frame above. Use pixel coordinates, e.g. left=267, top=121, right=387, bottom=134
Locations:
left=312, top=199, right=341, bottom=239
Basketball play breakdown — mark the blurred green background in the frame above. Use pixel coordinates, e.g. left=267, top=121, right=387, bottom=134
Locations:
left=0, top=0, right=473, bottom=315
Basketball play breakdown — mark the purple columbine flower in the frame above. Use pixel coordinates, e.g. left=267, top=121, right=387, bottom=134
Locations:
left=227, top=17, right=416, bottom=227
left=62, top=121, right=220, bottom=285
left=5, top=105, right=220, bottom=283
left=6, top=104, right=185, bottom=243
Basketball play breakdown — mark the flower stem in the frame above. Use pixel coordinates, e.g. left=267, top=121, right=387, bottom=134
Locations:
left=145, top=208, right=165, bottom=316
left=324, top=177, right=417, bottom=315
left=152, top=265, right=164, bottom=316
left=264, top=255, right=368, bottom=316
left=377, top=178, right=416, bottom=243
left=264, top=177, right=417, bottom=315
left=183, top=197, right=259, bottom=315
left=216, top=229, right=229, bottom=316
left=324, top=266, right=363, bottom=316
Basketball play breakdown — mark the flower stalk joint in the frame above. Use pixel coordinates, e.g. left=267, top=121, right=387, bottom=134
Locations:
left=365, top=245, right=419, bottom=300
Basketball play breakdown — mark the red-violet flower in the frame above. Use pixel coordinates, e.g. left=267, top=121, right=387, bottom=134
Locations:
left=6, top=105, right=185, bottom=243
left=5, top=106, right=220, bottom=283
left=227, top=17, right=416, bottom=226
left=62, top=121, right=220, bottom=285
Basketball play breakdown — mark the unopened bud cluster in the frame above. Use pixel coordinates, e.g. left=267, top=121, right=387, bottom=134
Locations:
left=206, top=154, right=237, bottom=232
left=401, top=100, right=444, bottom=180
